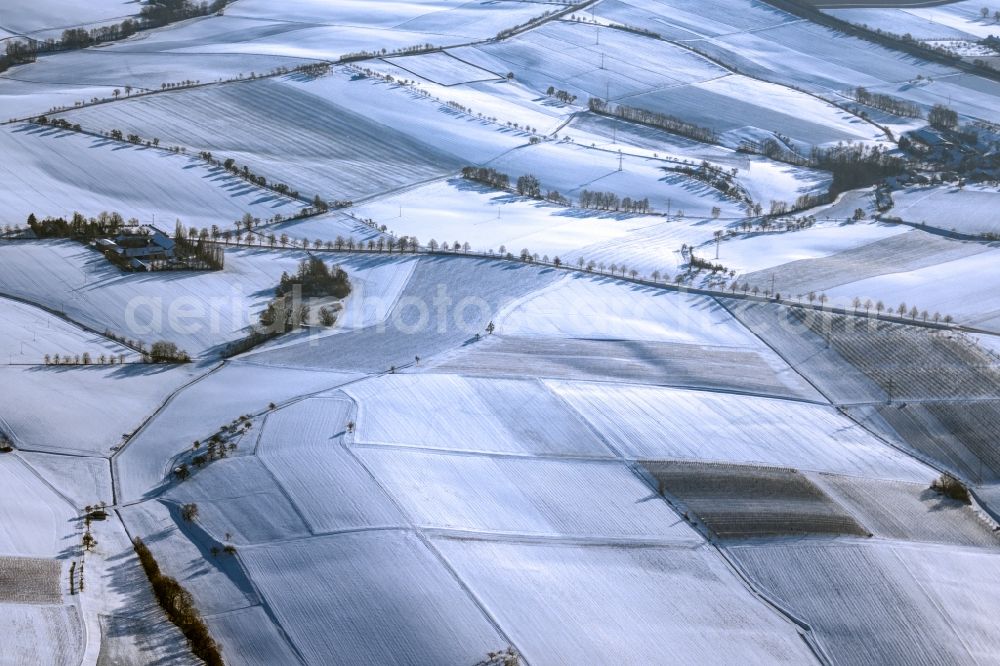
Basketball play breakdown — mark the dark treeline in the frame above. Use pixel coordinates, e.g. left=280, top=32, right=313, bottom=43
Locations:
left=671, top=161, right=752, bottom=206
left=140, top=0, right=227, bottom=26
left=688, top=252, right=728, bottom=273
left=132, top=538, right=223, bottom=666
left=219, top=157, right=301, bottom=200
left=811, top=143, right=905, bottom=194
left=579, top=190, right=651, bottom=213
left=36, top=116, right=82, bottom=131
left=739, top=139, right=904, bottom=195
left=339, top=43, right=438, bottom=62
left=853, top=87, right=921, bottom=119
left=27, top=211, right=127, bottom=239
left=494, top=4, right=574, bottom=41
left=545, top=86, right=577, bottom=104
left=462, top=166, right=510, bottom=190
left=604, top=22, right=660, bottom=39
left=928, top=104, right=959, bottom=131
left=463, top=166, right=645, bottom=212
left=588, top=98, right=718, bottom=145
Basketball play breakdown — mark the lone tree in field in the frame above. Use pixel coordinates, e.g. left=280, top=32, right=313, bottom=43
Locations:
left=181, top=503, right=199, bottom=522
left=149, top=340, right=190, bottom=363
left=931, top=473, right=970, bottom=503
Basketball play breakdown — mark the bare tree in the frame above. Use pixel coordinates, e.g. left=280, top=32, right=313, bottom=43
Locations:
left=181, top=503, right=199, bottom=522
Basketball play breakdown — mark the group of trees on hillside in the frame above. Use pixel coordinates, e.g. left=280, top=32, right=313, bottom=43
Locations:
left=670, top=161, right=753, bottom=206
left=257, top=258, right=352, bottom=334
left=811, top=143, right=905, bottom=194
left=462, top=166, right=650, bottom=213
left=737, top=137, right=810, bottom=167
left=928, top=104, right=960, bottom=131
left=276, top=257, right=352, bottom=299
left=545, top=86, right=577, bottom=104
left=579, top=190, right=651, bottom=213
left=853, top=87, right=922, bottom=119
left=172, top=221, right=225, bottom=270
left=133, top=537, right=223, bottom=666
left=588, top=98, right=718, bottom=144
left=461, top=166, right=510, bottom=190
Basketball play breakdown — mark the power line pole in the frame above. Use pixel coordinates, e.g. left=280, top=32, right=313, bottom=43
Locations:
left=618, top=150, right=623, bottom=172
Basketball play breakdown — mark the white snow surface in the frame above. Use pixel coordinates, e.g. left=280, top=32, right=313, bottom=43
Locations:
left=496, top=273, right=769, bottom=345
left=435, top=538, right=819, bottom=665
left=0, top=124, right=303, bottom=230
left=549, top=380, right=935, bottom=482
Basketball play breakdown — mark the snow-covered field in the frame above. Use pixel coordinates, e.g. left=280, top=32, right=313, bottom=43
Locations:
left=890, top=185, right=1000, bottom=236
left=732, top=540, right=1000, bottom=664
left=359, top=448, right=698, bottom=539
left=0, top=294, right=134, bottom=362
left=495, top=273, right=766, bottom=345
left=115, top=362, right=359, bottom=502
left=136, top=0, right=555, bottom=61
left=241, top=531, right=509, bottom=665
left=0, top=0, right=135, bottom=38
left=0, top=242, right=417, bottom=357
left=347, top=373, right=613, bottom=457
left=3, top=0, right=1000, bottom=663
left=435, top=538, right=818, bottom=664
left=565, top=113, right=836, bottom=208
left=639, top=0, right=1000, bottom=124
left=0, top=124, right=303, bottom=230
left=62, top=70, right=531, bottom=202
left=719, top=219, right=909, bottom=277
left=830, top=2, right=1000, bottom=41
left=465, top=19, right=879, bottom=147
left=824, top=245, right=1000, bottom=331
left=0, top=362, right=199, bottom=456
left=742, top=230, right=988, bottom=302
left=349, top=176, right=732, bottom=265
left=0, top=455, right=76, bottom=558
left=550, top=380, right=934, bottom=481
